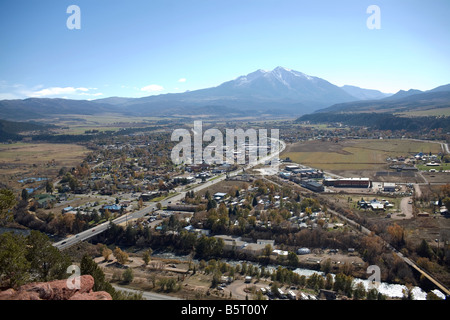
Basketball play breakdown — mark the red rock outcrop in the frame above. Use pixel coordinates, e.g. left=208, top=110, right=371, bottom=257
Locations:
left=0, top=275, right=112, bottom=300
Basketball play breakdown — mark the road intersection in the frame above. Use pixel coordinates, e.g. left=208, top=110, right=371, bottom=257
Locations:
left=53, top=138, right=285, bottom=250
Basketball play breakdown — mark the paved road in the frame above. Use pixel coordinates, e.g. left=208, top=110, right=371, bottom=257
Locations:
left=263, top=175, right=450, bottom=298
left=441, top=142, right=450, bottom=154
left=326, top=208, right=449, bottom=297
left=53, top=138, right=285, bottom=250
left=112, top=285, right=182, bottom=300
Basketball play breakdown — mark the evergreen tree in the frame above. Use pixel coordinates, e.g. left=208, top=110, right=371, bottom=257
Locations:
left=80, top=254, right=117, bottom=298
left=0, top=232, right=30, bottom=287
left=367, top=288, right=380, bottom=300
left=45, top=180, right=53, bottom=193
left=142, top=249, right=152, bottom=266
left=417, top=239, right=435, bottom=259
left=0, top=188, right=16, bottom=225
left=122, top=268, right=134, bottom=284
left=26, top=231, right=71, bottom=282
left=21, top=188, right=29, bottom=201
left=287, top=251, right=299, bottom=267
left=207, top=198, right=217, bottom=210
left=353, top=282, right=366, bottom=300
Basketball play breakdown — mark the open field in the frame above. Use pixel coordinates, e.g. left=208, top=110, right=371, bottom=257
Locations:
left=0, top=142, right=89, bottom=166
left=420, top=171, right=450, bottom=184
left=281, top=139, right=443, bottom=172
left=34, top=113, right=297, bottom=135
left=396, top=107, right=450, bottom=117
left=33, top=113, right=176, bottom=135
left=0, top=142, right=90, bottom=189
left=417, top=163, right=450, bottom=172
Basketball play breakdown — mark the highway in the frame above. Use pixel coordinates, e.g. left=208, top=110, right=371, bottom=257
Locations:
left=53, top=136, right=450, bottom=298
left=264, top=170, right=450, bottom=298
left=112, top=285, right=182, bottom=300
left=53, top=175, right=224, bottom=250
left=53, top=137, right=285, bottom=250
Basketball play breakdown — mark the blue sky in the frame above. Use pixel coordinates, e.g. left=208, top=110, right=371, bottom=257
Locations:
left=0, top=0, right=449, bottom=100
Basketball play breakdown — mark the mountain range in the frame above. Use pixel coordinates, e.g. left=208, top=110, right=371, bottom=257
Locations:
left=93, top=66, right=368, bottom=116
left=0, top=67, right=448, bottom=121
left=317, top=83, right=450, bottom=114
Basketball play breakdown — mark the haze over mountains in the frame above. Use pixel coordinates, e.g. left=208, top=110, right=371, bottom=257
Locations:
left=93, top=66, right=367, bottom=117
left=317, top=83, right=450, bottom=114
left=1, top=67, right=448, bottom=121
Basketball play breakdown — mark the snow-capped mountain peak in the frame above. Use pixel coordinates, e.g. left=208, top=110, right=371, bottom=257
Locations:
left=270, top=66, right=316, bottom=82
left=213, top=66, right=356, bottom=107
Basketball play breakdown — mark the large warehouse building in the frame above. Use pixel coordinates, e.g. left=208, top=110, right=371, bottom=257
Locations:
left=323, top=178, right=371, bottom=188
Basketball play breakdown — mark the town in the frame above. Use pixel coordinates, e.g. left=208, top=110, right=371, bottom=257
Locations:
left=1, top=3, right=449, bottom=318
left=1, top=119, right=449, bottom=301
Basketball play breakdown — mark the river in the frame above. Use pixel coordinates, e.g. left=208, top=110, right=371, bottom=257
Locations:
left=151, top=251, right=446, bottom=300
left=0, top=227, right=31, bottom=236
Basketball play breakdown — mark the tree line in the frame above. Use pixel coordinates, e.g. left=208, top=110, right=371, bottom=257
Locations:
left=297, top=112, right=450, bottom=133
left=0, top=229, right=141, bottom=299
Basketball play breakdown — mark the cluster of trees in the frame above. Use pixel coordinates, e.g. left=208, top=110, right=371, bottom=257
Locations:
left=0, top=119, right=55, bottom=142
left=99, top=213, right=422, bottom=285
left=154, top=277, right=180, bottom=293
left=297, top=113, right=450, bottom=133
left=98, top=222, right=225, bottom=260
left=57, top=163, right=91, bottom=192
left=439, top=184, right=450, bottom=214
left=13, top=195, right=108, bottom=237
left=100, top=245, right=130, bottom=265
left=191, top=181, right=322, bottom=236
left=0, top=231, right=71, bottom=287
left=269, top=265, right=431, bottom=300
left=413, top=238, right=450, bottom=287
left=0, top=230, right=142, bottom=300
left=323, top=186, right=450, bottom=287
left=414, top=185, right=450, bottom=270
left=194, top=257, right=386, bottom=300
left=0, top=188, right=16, bottom=225
left=79, top=254, right=141, bottom=300
left=29, top=123, right=164, bottom=145
left=270, top=269, right=370, bottom=299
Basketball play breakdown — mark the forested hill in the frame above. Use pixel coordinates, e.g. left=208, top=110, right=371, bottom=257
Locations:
left=0, top=119, right=55, bottom=142
left=296, top=113, right=450, bottom=132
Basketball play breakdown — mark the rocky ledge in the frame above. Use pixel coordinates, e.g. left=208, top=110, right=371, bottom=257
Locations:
left=0, top=275, right=112, bottom=300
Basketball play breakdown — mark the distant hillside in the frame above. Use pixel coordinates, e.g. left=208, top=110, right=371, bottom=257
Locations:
left=429, top=84, right=450, bottom=93
left=95, top=67, right=359, bottom=116
left=1, top=68, right=448, bottom=120
left=0, top=98, right=120, bottom=121
left=315, top=86, right=450, bottom=114
left=382, top=89, right=423, bottom=101
left=0, top=119, right=55, bottom=142
left=0, top=67, right=390, bottom=120
left=296, top=112, right=450, bottom=132
left=340, top=85, right=391, bottom=100
left=299, top=83, right=450, bottom=132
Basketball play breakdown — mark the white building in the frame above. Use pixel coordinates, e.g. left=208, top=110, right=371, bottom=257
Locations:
left=383, top=182, right=396, bottom=192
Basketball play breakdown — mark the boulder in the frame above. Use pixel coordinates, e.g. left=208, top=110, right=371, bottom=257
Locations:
left=0, top=275, right=112, bottom=300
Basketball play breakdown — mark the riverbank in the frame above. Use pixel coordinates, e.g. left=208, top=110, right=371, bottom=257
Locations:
left=148, top=251, right=441, bottom=300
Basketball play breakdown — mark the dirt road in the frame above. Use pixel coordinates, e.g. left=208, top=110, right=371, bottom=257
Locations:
left=413, top=183, right=422, bottom=198
left=398, top=197, right=413, bottom=219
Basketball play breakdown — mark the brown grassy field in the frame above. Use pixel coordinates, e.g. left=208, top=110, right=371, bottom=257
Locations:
left=0, top=142, right=90, bottom=189
left=0, top=142, right=89, bottom=165
left=282, top=139, right=443, bottom=172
